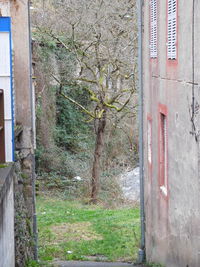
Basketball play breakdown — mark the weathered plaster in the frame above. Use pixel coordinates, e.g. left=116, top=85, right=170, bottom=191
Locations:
left=11, top=0, right=32, bottom=128
left=0, top=1, right=10, bottom=16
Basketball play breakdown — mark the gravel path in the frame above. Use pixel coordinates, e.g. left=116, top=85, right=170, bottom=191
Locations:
left=53, top=261, right=144, bottom=267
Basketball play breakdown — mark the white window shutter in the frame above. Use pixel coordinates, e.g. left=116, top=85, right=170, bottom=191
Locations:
left=168, top=0, right=177, bottom=59
left=150, top=0, right=157, bottom=58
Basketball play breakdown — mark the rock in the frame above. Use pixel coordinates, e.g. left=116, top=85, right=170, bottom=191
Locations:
left=118, top=167, right=140, bottom=202
left=73, top=176, right=82, bottom=181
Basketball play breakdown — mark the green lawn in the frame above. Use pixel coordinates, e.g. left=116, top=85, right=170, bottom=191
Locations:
left=37, top=196, right=140, bottom=263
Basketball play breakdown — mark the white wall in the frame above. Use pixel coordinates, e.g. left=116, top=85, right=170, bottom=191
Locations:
left=0, top=31, right=13, bottom=162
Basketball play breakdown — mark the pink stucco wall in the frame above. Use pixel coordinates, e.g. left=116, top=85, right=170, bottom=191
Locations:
left=143, top=1, right=200, bottom=266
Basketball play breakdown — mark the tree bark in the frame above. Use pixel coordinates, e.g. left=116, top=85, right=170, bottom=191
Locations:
left=91, top=111, right=107, bottom=203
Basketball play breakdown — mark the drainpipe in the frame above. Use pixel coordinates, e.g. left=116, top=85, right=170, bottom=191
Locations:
left=31, top=155, right=38, bottom=261
left=28, top=0, right=38, bottom=261
left=137, top=0, right=145, bottom=263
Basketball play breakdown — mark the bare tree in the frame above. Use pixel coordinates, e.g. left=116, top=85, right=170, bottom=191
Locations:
left=32, top=0, right=137, bottom=203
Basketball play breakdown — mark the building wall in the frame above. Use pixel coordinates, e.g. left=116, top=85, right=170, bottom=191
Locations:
left=0, top=0, right=36, bottom=265
left=143, top=1, right=200, bottom=266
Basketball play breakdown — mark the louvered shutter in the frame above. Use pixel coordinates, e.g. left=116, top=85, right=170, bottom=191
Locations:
left=150, top=0, right=157, bottom=58
left=167, top=0, right=177, bottom=59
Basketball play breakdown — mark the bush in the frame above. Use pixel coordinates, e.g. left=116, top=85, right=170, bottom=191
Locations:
left=55, top=87, right=92, bottom=151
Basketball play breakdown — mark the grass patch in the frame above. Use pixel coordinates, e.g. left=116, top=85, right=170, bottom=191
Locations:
left=37, top=195, right=140, bottom=263
left=0, top=164, right=9, bottom=168
left=25, top=260, right=51, bottom=267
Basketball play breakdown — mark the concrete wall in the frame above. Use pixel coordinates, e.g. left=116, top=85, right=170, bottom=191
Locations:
left=0, top=167, right=15, bottom=267
left=143, top=1, right=200, bottom=266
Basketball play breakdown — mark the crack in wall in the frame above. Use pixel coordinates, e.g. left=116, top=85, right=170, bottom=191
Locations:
left=152, top=75, right=199, bottom=86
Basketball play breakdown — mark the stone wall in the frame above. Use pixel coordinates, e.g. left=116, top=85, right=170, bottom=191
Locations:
left=14, top=127, right=36, bottom=267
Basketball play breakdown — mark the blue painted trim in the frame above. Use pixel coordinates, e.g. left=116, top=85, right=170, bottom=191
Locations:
left=9, top=22, right=15, bottom=162
left=0, top=17, right=11, bottom=32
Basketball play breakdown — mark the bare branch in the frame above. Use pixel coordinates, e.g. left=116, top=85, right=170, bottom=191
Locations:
left=60, top=92, right=96, bottom=119
left=76, top=77, right=97, bottom=84
left=51, top=74, right=96, bottom=118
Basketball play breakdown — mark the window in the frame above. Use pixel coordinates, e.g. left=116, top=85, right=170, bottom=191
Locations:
left=167, top=0, right=177, bottom=59
left=150, top=0, right=157, bottom=58
left=159, top=105, right=168, bottom=197
left=147, top=116, right=152, bottom=181
left=0, top=17, right=14, bottom=162
left=0, top=89, right=5, bottom=163
left=147, top=117, right=152, bottom=165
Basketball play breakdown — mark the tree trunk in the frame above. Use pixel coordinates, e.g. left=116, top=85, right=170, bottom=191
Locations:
left=91, top=112, right=107, bottom=203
